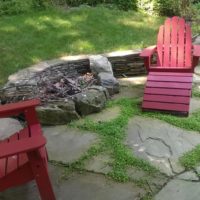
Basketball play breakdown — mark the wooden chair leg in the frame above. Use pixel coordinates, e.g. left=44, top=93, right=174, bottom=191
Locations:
left=28, top=151, right=56, bottom=200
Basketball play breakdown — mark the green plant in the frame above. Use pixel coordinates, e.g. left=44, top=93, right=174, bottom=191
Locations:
left=153, top=0, right=197, bottom=19
left=70, top=98, right=158, bottom=182
left=32, top=0, right=51, bottom=9
left=0, top=0, right=51, bottom=16
left=154, top=0, right=181, bottom=16
left=111, top=0, right=137, bottom=11
left=192, top=2, right=200, bottom=33
left=138, top=0, right=155, bottom=14
left=179, top=145, right=200, bottom=169
left=62, top=0, right=137, bottom=10
left=0, top=0, right=33, bottom=15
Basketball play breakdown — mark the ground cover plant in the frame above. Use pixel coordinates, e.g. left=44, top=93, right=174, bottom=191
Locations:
left=69, top=98, right=158, bottom=180
left=65, top=88, right=200, bottom=184
left=64, top=97, right=167, bottom=199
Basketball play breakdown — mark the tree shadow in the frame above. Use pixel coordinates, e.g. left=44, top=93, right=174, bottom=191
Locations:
left=0, top=7, right=163, bottom=84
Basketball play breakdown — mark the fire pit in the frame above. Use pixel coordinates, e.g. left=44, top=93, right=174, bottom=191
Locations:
left=0, top=56, right=119, bottom=125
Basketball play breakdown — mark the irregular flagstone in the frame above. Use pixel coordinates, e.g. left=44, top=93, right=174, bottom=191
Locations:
left=125, top=117, right=200, bottom=176
left=42, top=126, right=99, bottom=163
left=155, top=179, right=200, bottom=200
left=189, top=98, right=200, bottom=114
left=0, top=165, right=146, bottom=200
left=112, top=86, right=144, bottom=100
left=117, top=76, right=147, bottom=86
left=56, top=172, right=145, bottom=200
left=111, top=76, right=145, bottom=100
left=73, top=106, right=121, bottom=127
left=0, top=118, right=22, bottom=140
left=127, top=167, right=169, bottom=193
left=87, top=106, right=121, bottom=123
left=176, top=171, right=199, bottom=181
left=84, top=154, right=113, bottom=174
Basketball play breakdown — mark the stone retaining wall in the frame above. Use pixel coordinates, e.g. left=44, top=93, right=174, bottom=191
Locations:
left=106, top=50, right=146, bottom=77
left=58, top=50, right=146, bottom=78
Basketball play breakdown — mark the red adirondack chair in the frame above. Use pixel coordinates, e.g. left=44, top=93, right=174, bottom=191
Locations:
left=140, top=16, right=200, bottom=116
left=0, top=99, right=56, bottom=200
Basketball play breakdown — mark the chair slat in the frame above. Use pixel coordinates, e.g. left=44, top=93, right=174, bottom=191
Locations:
left=18, top=128, right=29, bottom=167
left=157, top=25, right=164, bottom=66
left=147, top=75, right=193, bottom=83
left=0, top=139, right=7, bottom=178
left=146, top=81, right=192, bottom=89
left=143, top=94, right=190, bottom=104
left=149, top=72, right=193, bottom=76
left=144, top=87, right=191, bottom=96
left=163, top=18, right=171, bottom=67
left=171, top=16, right=179, bottom=67
left=7, top=134, right=19, bottom=174
left=142, top=101, right=189, bottom=112
left=185, top=24, right=192, bottom=67
left=177, top=18, right=185, bottom=67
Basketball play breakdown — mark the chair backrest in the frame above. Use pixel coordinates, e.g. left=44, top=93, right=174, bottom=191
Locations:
left=157, top=16, right=192, bottom=68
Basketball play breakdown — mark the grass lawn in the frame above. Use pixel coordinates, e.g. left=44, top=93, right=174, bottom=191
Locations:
left=0, top=6, right=164, bottom=84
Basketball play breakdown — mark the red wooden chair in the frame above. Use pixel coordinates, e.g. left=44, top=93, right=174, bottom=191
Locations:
left=140, top=16, right=200, bottom=116
left=0, top=99, right=56, bottom=200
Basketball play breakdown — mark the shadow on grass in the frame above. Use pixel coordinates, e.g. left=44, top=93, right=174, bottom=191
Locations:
left=0, top=6, right=163, bottom=84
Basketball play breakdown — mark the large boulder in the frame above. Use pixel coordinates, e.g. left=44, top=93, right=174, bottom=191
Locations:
left=89, top=55, right=113, bottom=75
left=36, top=100, right=80, bottom=125
left=98, top=72, right=119, bottom=95
left=89, top=55, right=119, bottom=95
left=74, top=86, right=109, bottom=116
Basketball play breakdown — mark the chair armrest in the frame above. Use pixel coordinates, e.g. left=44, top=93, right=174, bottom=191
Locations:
left=0, top=135, right=46, bottom=159
left=193, top=45, right=200, bottom=57
left=140, top=45, right=157, bottom=57
left=0, top=99, right=40, bottom=118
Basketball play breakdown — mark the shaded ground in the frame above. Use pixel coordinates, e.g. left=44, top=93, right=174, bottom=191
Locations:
left=0, top=165, right=145, bottom=200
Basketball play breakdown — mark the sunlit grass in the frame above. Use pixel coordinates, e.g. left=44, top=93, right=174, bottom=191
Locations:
left=180, top=145, right=200, bottom=170
left=0, top=6, right=163, bottom=84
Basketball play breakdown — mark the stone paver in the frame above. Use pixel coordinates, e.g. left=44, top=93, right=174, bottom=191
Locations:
left=118, top=77, right=147, bottom=86
left=87, top=106, right=121, bottom=123
left=112, top=76, right=145, bottom=100
left=0, top=118, right=22, bottom=140
left=127, top=167, right=169, bottom=193
left=155, top=179, right=200, bottom=200
left=84, top=154, right=113, bottom=174
left=112, top=86, right=144, bottom=100
left=177, top=171, right=199, bottom=181
left=0, top=165, right=145, bottom=200
left=125, top=117, right=200, bottom=176
left=190, top=98, right=200, bottom=113
left=43, top=126, right=99, bottom=163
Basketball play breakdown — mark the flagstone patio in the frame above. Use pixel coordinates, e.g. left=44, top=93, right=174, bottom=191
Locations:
left=1, top=73, right=200, bottom=200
